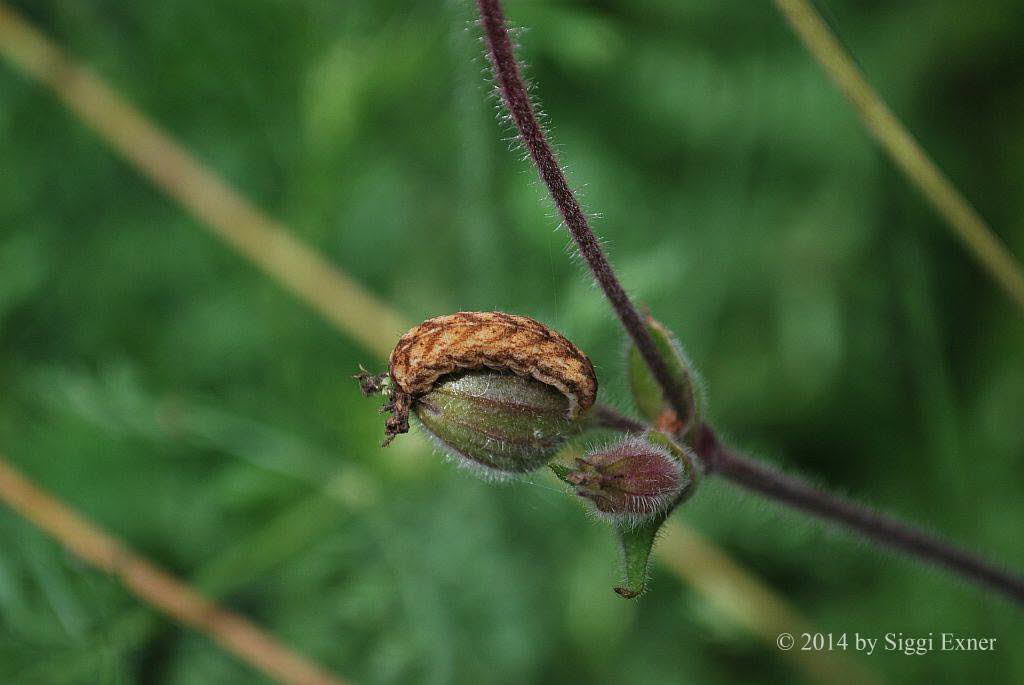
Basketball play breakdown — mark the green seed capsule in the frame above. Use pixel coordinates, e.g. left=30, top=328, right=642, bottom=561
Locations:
left=414, top=370, right=581, bottom=477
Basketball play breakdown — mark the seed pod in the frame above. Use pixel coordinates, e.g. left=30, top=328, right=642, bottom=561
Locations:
left=381, top=311, right=597, bottom=444
left=567, top=435, right=694, bottom=522
left=415, top=370, right=580, bottom=476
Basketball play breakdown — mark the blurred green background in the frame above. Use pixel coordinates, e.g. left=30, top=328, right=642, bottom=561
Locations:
left=2, top=0, right=1023, bottom=682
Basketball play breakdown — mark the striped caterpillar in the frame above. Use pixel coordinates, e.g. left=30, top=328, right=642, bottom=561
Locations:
left=359, top=311, right=597, bottom=445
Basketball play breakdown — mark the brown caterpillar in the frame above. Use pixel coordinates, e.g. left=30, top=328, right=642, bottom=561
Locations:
left=364, top=311, right=597, bottom=445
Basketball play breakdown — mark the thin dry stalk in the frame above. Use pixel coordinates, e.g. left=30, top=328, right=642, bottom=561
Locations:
left=659, top=521, right=880, bottom=685
left=774, top=0, right=1024, bottom=315
left=0, top=457, right=345, bottom=685
left=0, top=2, right=406, bottom=359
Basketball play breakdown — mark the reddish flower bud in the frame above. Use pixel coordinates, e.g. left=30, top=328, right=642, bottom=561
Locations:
left=567, top=435, right=693, bottom=522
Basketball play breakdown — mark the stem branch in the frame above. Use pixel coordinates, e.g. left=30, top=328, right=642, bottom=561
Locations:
left=592, top=403, right=1024, bottom=605
left=480, top=0, right=1024, bottom=607
left=714, top=443, right=1024, bottom=603
left=475, top=0, right=694, bottom=426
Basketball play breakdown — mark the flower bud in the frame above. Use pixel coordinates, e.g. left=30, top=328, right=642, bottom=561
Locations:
left=414, top=370, right=581, bottom=477
left=627, top=315, right=703, bottom=441
left=567, top=435, right=693, bottom=522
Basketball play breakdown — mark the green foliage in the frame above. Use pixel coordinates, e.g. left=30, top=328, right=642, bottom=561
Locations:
left=1, top=0, right=1023, bottom=683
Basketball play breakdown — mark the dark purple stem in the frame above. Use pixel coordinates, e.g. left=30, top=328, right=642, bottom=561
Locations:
left=730, top=452, right=1024, bottom=602
left=592, top=404, right=1024, bottom=605
left=714, top=442, right=1024, bottom=604
left=591, top=404, right=646, bottom=435
left=479, top=0, right=1024, bottom=606
left=475, top=0, right=693, bottom=427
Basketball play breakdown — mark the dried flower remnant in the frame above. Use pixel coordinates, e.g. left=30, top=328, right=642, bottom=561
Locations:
left=356, top=311, right=598, bottom=473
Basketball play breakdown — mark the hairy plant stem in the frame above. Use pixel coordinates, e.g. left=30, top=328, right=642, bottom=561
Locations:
left=475, top=0, right=693, bottom=428
left=713, top=442, right=1024, bottom=604
left=594, top=403, right=1024, bottom=605
left=478, top=0, right=1024, bottom=606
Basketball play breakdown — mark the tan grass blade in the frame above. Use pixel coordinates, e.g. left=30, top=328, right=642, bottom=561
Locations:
left=0, top=457, right=345, bottom=685
left=775, top=0, right=1024, bottom=315
left=0, top=3, right=406, bottom=359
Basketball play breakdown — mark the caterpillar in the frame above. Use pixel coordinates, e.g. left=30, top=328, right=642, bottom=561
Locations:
left=378, top=311, right=597, bottom=444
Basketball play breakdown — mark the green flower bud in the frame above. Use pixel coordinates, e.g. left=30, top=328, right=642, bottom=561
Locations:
left=414, top=370, right=582, bottom=478
left=627, top=315, right=704, bottom=441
